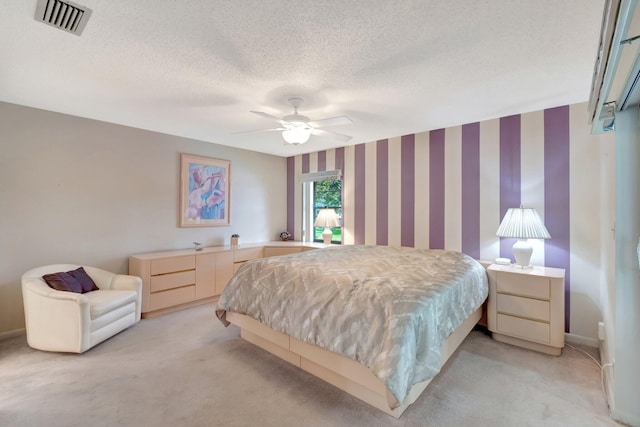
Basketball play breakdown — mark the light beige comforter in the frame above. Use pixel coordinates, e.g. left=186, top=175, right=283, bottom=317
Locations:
left=216, top=245, right=488, bottom=408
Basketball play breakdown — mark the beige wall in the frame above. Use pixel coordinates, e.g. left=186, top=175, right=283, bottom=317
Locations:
left=0, top=102, right=287, bottom=336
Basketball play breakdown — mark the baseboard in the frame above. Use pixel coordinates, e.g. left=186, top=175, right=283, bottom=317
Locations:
left=612, top=408, right=640, bottom=427
left=0, top=328, right=25, bottom=341
left=564, top=332, right=599, bottom=348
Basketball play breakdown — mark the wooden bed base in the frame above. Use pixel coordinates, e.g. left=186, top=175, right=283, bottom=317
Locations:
left=226, top=306, right=482, bottom=418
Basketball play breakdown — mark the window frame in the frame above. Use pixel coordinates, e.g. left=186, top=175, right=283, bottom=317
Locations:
left=299, top=170, right=342, bottom=244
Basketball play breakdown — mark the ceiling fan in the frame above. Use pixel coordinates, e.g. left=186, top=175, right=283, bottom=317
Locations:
left=236, top=97, right=353, bottom=145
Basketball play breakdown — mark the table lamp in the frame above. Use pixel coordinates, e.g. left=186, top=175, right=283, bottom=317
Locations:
left=496, top=207, right=551, bottom=268
left=314, top=209, right=340, bottom=244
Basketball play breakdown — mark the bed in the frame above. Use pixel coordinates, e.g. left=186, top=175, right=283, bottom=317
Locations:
left=216, top=245, right=488, bottom=417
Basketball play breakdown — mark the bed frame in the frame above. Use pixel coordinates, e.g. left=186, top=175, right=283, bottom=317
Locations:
left=226, top=305, right=482, bottom=418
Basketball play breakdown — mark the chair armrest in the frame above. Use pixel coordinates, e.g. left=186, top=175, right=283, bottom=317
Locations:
left=111, top=274, right=142, bottom=293
left=22, top=280, right=91, bottom=352
left=111, top=274, right=142, bottom=322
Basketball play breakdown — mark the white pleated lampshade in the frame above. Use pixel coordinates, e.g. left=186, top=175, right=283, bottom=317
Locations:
left=496, top=207, right=551, bottom=239
left=314, top=209, right=340, bottom=228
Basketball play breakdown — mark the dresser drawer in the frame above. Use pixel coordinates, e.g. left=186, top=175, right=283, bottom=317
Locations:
left=149, top=285, right=196, bottom=311
left=264, top=247, right=302, bottom=257
left=497, top=272, right=550, bottom=300
left=233, top=261, right=247, bottom=274
left=234, top=247, right=263, bottom=262
left=150, top=256, right=195, bottom=276
left=497, top=294, right=550, bottom=322
left=150, top=270, right=196, bottom=293
left=497, top=313, right=550, bottom=343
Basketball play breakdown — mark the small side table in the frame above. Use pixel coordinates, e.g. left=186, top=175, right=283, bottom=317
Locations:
left=487, top=264, right=565, bottom=356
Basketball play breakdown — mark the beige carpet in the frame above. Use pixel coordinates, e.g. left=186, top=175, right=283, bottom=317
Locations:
left=0, top=304, right=618, bottom=427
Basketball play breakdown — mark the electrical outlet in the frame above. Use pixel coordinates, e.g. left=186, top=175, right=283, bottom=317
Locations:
left=598, top=321, right=605, bottom=340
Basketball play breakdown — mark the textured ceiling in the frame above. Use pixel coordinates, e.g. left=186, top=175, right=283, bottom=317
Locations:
left=0, top=1, right=605, bottom=157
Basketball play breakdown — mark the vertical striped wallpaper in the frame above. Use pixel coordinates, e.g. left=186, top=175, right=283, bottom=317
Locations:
left=287, top=105, right=588, bottom=333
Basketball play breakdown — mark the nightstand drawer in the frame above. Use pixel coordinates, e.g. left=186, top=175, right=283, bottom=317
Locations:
left=497, top=294, right=550, bottom=322
left=497, top=272, right=550, bottom=300
left=497, top=313, right=549, bottom=343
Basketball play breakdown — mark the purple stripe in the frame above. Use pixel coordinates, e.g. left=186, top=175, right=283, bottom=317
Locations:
left=376, top=140, right=389, bottom=245
left=354, top=144, right=366, bottom=244
left=544, top=105, right=571, bottom=332
left=301, top=153, right=310, bottom=174
left=335, top=147, right=345, bottom=172
left=286, top=157, right=295, bottom=239
left=317, top=150, right=326, bottom=172
left=401, top=134, right=415, bottom=247
left=499, top=115, right=521, bottom=260
left=335, top=147, right=345, bottom=235
left=429, top=129, right=445, bottom=249
left=461, top=123, right=480, bottom=259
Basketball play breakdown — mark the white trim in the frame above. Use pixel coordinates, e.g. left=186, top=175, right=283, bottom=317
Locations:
left=612, top=408, right=640, bottom=427
left=302, top=181, right=314, bottom=242
left=564, top=332, right=599, bottom=348
left=294, top=157, right=302, bottom=241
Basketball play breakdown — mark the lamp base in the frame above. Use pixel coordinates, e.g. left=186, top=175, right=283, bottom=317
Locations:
left=512, top=239, right=533, bottom=268
left=322, top=228, right=333, bottom=245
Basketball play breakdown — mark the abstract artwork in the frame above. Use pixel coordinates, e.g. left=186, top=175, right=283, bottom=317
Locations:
left=180, top=153, right=231, bottom=227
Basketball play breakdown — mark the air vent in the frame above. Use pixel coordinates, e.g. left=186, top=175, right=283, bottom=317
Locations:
left=35, top=0, right=92, bottom=36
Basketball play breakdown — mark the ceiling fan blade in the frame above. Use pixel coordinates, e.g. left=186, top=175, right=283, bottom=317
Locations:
left=310, top=128, right=353, bottom=142
left=232, top=127, right=285, bottom=135
left=251, top=111, right=285, bottom=124
left=307, top=116, right=352, bottom=128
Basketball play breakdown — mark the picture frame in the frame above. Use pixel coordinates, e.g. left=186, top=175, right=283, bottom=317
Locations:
left=180, top=153, right=231, bottom=227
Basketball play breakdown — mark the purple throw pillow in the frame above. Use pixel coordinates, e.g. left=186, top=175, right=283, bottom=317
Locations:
left=68, top=267, right=99, bottom=293
left=42, top=271, right=83, bottom=294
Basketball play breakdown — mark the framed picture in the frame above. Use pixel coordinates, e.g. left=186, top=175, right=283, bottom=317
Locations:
left=180, top=153, right=231, bottom=227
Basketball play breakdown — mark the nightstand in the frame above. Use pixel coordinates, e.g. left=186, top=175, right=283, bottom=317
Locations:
left=487, top=264, right=565, bottom=356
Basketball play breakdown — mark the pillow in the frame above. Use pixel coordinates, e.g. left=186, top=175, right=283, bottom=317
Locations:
left=68, top=267, right=99, bottom=293
left=42, top=267, right=100, bottom=294
left=42, top=271, right=83, bottom=294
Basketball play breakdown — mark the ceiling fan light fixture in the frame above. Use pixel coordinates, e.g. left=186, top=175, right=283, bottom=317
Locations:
left=282, top=126, right=311, bottom=145
left=242, top=97, right=352, bottom=146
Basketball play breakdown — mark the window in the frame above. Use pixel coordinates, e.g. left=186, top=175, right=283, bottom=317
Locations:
left=300, top=170, right=342, bottom=244
left=312, top=179, right=342, bottom=243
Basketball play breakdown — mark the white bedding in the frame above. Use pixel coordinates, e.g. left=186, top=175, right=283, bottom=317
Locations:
left=216, top=245, right=488, bottom=408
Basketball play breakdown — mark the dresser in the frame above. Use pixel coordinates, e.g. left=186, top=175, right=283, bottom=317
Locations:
left=129, top=242, right=322, bottom=318
left=487, top=264, right=565, bottom=355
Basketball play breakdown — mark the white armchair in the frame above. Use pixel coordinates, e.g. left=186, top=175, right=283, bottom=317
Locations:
left=21, top=264, right=142, bottom=353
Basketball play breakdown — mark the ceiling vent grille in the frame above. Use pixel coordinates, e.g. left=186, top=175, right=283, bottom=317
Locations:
left=35, top=0, right=92, bottom=36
